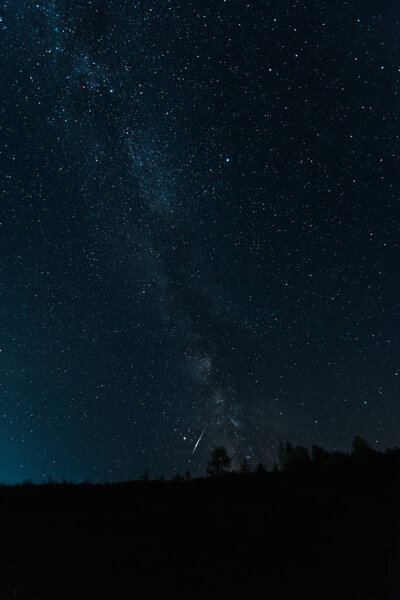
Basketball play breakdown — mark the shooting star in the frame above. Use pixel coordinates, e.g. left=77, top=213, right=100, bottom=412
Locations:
left=192, top=427, right=206, bottom=454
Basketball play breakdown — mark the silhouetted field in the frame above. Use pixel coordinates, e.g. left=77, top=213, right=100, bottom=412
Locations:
left=0, top=463, right=399, bottom=599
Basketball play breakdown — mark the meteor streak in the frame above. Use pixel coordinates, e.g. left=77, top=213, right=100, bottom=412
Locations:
left=192, top=427, right=206, bottom=453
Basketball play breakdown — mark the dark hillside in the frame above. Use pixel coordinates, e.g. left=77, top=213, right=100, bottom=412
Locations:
left=0, top=470, right=398, bottom=599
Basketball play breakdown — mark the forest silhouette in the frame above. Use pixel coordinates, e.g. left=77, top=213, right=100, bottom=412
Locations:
left=0, top=436, right=399, bottom=599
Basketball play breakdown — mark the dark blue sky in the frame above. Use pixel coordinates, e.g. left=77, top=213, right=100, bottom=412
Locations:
left=1, top=0, right=399, bottom=482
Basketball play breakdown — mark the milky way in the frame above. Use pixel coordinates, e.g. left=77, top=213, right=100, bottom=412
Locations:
left=0, top=1, right=399, bottom=482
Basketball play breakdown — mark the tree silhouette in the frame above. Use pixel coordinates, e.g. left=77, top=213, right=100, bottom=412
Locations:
left=239, top=458, right=251, bottom=473
left=311, top=444, right=328, bottom=468
left=351, top=436, right=374, bottom=459
left=207, top=446, right=232, bottom=477
left=256, top=462, right=267, bottom=475
left=278, top=441, right=311, bottom=471
left=138, top=470, right=150, bottom=481
left=278, top=441, right=294, bottom=470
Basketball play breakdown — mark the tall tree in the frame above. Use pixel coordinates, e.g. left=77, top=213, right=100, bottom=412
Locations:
left=207, top=446, right=232, bottom=477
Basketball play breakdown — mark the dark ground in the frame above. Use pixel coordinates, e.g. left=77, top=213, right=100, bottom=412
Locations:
left=0, top=471, right=399, bottom=599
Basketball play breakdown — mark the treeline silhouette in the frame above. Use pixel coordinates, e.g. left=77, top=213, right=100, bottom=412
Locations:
left=135, top=436, right=400, bottom=494
left=0, top=437, right=399, bottom=599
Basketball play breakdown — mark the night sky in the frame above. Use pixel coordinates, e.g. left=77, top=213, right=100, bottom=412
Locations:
left=1, top=1, right=399, bottom=482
